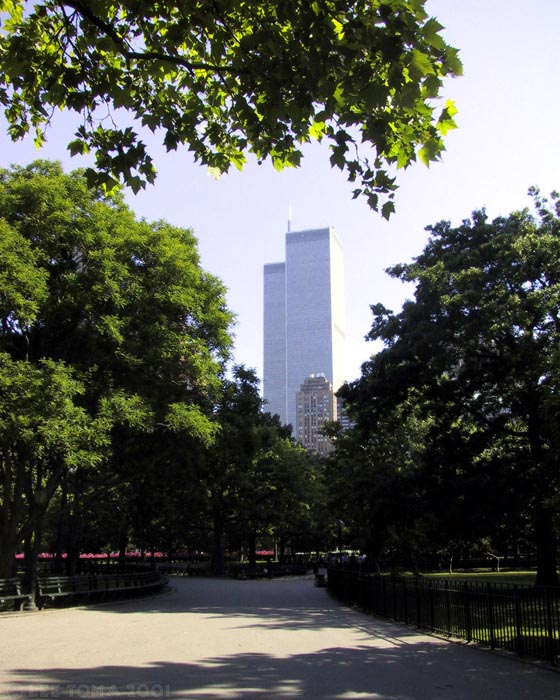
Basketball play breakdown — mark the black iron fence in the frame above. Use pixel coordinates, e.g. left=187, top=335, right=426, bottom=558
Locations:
left=327, top=568, right=560, bottom=666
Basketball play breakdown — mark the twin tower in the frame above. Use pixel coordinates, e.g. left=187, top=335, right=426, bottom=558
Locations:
left=263, top=227, right=346, bottom=451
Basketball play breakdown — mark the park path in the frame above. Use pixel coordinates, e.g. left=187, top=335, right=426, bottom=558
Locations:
left=0, top=575, right=559, bottom=699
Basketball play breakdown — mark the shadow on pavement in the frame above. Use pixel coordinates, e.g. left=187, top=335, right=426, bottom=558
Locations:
left=6, top=641, right=557, bottom=700
left=5, top=577, right=559, bottom=699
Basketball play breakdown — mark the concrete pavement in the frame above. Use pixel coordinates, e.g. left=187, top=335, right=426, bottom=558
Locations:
left=1, top=575, right=559, bottom=699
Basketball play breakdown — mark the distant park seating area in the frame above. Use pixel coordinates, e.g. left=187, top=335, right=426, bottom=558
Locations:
left=0, top=568, right=168, bottom=611
left=36, top=568, right=168, bottom=608
left=157, top=561, right=210, bottom=576
left=231, top=562, right=309, bottom=579
left=156, top=558, right=309, bottom=580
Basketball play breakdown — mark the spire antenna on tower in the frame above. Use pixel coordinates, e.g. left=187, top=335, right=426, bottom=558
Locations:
left=288, top=205, right=292, bottom=233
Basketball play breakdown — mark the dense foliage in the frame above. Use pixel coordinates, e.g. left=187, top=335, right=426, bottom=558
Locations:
left=331, top=190, right=560, bottom=585
left=0, top=161, right=329, bottom=580
left=0, top=160, right=233, bottom=576
left=199, top=365, right=325, bottom=574
left=0, top=0, right=461, bottom=215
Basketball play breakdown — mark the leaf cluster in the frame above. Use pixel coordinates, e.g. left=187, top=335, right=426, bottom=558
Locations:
left=0, top=1, right=461, bottom=215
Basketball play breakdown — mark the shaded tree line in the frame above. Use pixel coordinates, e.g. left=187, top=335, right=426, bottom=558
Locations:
left=328, top=190, right=560, bottom=586
left=0, top=161, right=328, bottom=583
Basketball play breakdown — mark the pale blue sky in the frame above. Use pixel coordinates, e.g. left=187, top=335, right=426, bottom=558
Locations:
left=2, top=0, right=559, bottom=386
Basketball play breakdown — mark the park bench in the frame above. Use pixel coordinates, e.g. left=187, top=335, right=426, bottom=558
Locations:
left=0, top=577, right=32, bottom=611
left=101, top=569, right=167, bottom=592
left=37, top=569, right=168, bottom=607
left=37, top=575, right=97, bottom=604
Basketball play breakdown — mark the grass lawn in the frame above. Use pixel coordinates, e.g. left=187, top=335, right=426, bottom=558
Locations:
left=422, top=570, right=537, bottom=586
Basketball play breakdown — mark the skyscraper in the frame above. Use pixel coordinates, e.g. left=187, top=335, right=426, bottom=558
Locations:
left=263, top=226, right=345, bottom=432
left=263, top=261, right=286, bottom=422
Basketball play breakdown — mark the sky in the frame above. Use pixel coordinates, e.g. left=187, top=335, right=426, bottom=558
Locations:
left=2, top=0, right=560, bottom=387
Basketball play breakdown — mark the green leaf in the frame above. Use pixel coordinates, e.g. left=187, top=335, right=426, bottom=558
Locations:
left=382, top=201, right=396, bottom=220
left=437, top=100, right=459, bottom=136
left=166, top=403, right=219, bottom=446
left=409, top=49, right=436, bottom=80
left=422, top=17, right=446, bottom=50
left=68, top=138, right=89, bottom=156
left=418, top=137, right=441, bottom=166
left=309, top=120, right=327, bottom=141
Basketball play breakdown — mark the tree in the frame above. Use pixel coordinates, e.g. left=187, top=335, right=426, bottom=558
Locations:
left=200, top=365, right=272, bottom=573
left=229, top=423, right=320, bottom=566
left=198, top=365, right=323, bottom=572
left=0, top=354, right=109, bottom=578
left=0, top=160, right=233, bottom=575
left=0, top=1, right=461, bottom=216
left=339, top=190, right=560, bottom=584
left=326, top=395, right=436, bottom=570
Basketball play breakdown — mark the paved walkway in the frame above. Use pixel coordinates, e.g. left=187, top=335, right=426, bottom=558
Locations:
left=1, top=575, right=558, bottom=699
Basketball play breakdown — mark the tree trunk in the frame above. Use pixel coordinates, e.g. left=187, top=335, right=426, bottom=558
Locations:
left=278, top=537, right=286, bottom=565
left=65, top=514, right=81, bottom=575
left=53, top=477, right=68, bottom=574
left=211, top=516, right=225, bottom=575
left=23, top=519, right=43, bottom=609
left=534, top=506, right=558, bottom=587
left=118, top=531, right=128, bottom=567
left=248, top=533, right=257, bottom=568
left=0, top=486, right=27, bottom=578
left=0, top=541, right=18, bottom=578
left=525, top=392, right=558, bottom=586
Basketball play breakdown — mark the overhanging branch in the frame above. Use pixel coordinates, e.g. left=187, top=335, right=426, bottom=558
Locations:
left=59, top=0, right=242, bottom=75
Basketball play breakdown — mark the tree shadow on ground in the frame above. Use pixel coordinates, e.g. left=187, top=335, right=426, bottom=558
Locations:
left=72, top=576, right=357, bottom=633
left=8, top=577, right=558, bottom=699
left=6, top=641, right=558, bottom=700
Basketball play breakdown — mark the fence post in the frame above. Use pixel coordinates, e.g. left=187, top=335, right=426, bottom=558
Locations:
left=429, top=580, right=435, bottom=632
left=463, top=582, right=472, bottom=643
left=545, top=587, right=556, bottom=666
left=403, top=577, right=408, bottom=624
left=513, top=585, right=524, bottom=658
left=415, top=578, right=422, bottom=629
left=487, top=583, right=496, bottom=649
left=445, top=585, right=452, bottom=636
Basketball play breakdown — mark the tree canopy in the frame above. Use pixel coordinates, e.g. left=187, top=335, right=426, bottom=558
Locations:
left=0, top=0, right=461, bottom=216
left=0, top=160, right=233, bottom=576
left=334, top=190, right=560, bottom=584
left=199, top=365, right=323, bottom=573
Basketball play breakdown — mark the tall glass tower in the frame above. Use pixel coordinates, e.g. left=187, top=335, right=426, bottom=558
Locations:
left=263, top=227, right=345, bottom=431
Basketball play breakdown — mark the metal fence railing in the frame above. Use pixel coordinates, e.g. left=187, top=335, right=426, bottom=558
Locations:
left=327, top=568, right=560, bottom=666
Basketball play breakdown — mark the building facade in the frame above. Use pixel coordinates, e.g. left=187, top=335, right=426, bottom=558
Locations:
left=295, top=374, right=336, bottom=456
left=336, top=396, right=355, bottom=432
left=263, top=226, right=345, bottom=434
left=262, top=261, right=287, bottom=422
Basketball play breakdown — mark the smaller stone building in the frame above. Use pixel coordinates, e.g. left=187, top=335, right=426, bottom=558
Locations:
left=295, top=374, right=336, bottom=456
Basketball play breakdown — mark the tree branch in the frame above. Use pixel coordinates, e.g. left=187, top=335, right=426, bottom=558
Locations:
left=61, top=0, right=243, bottom=75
